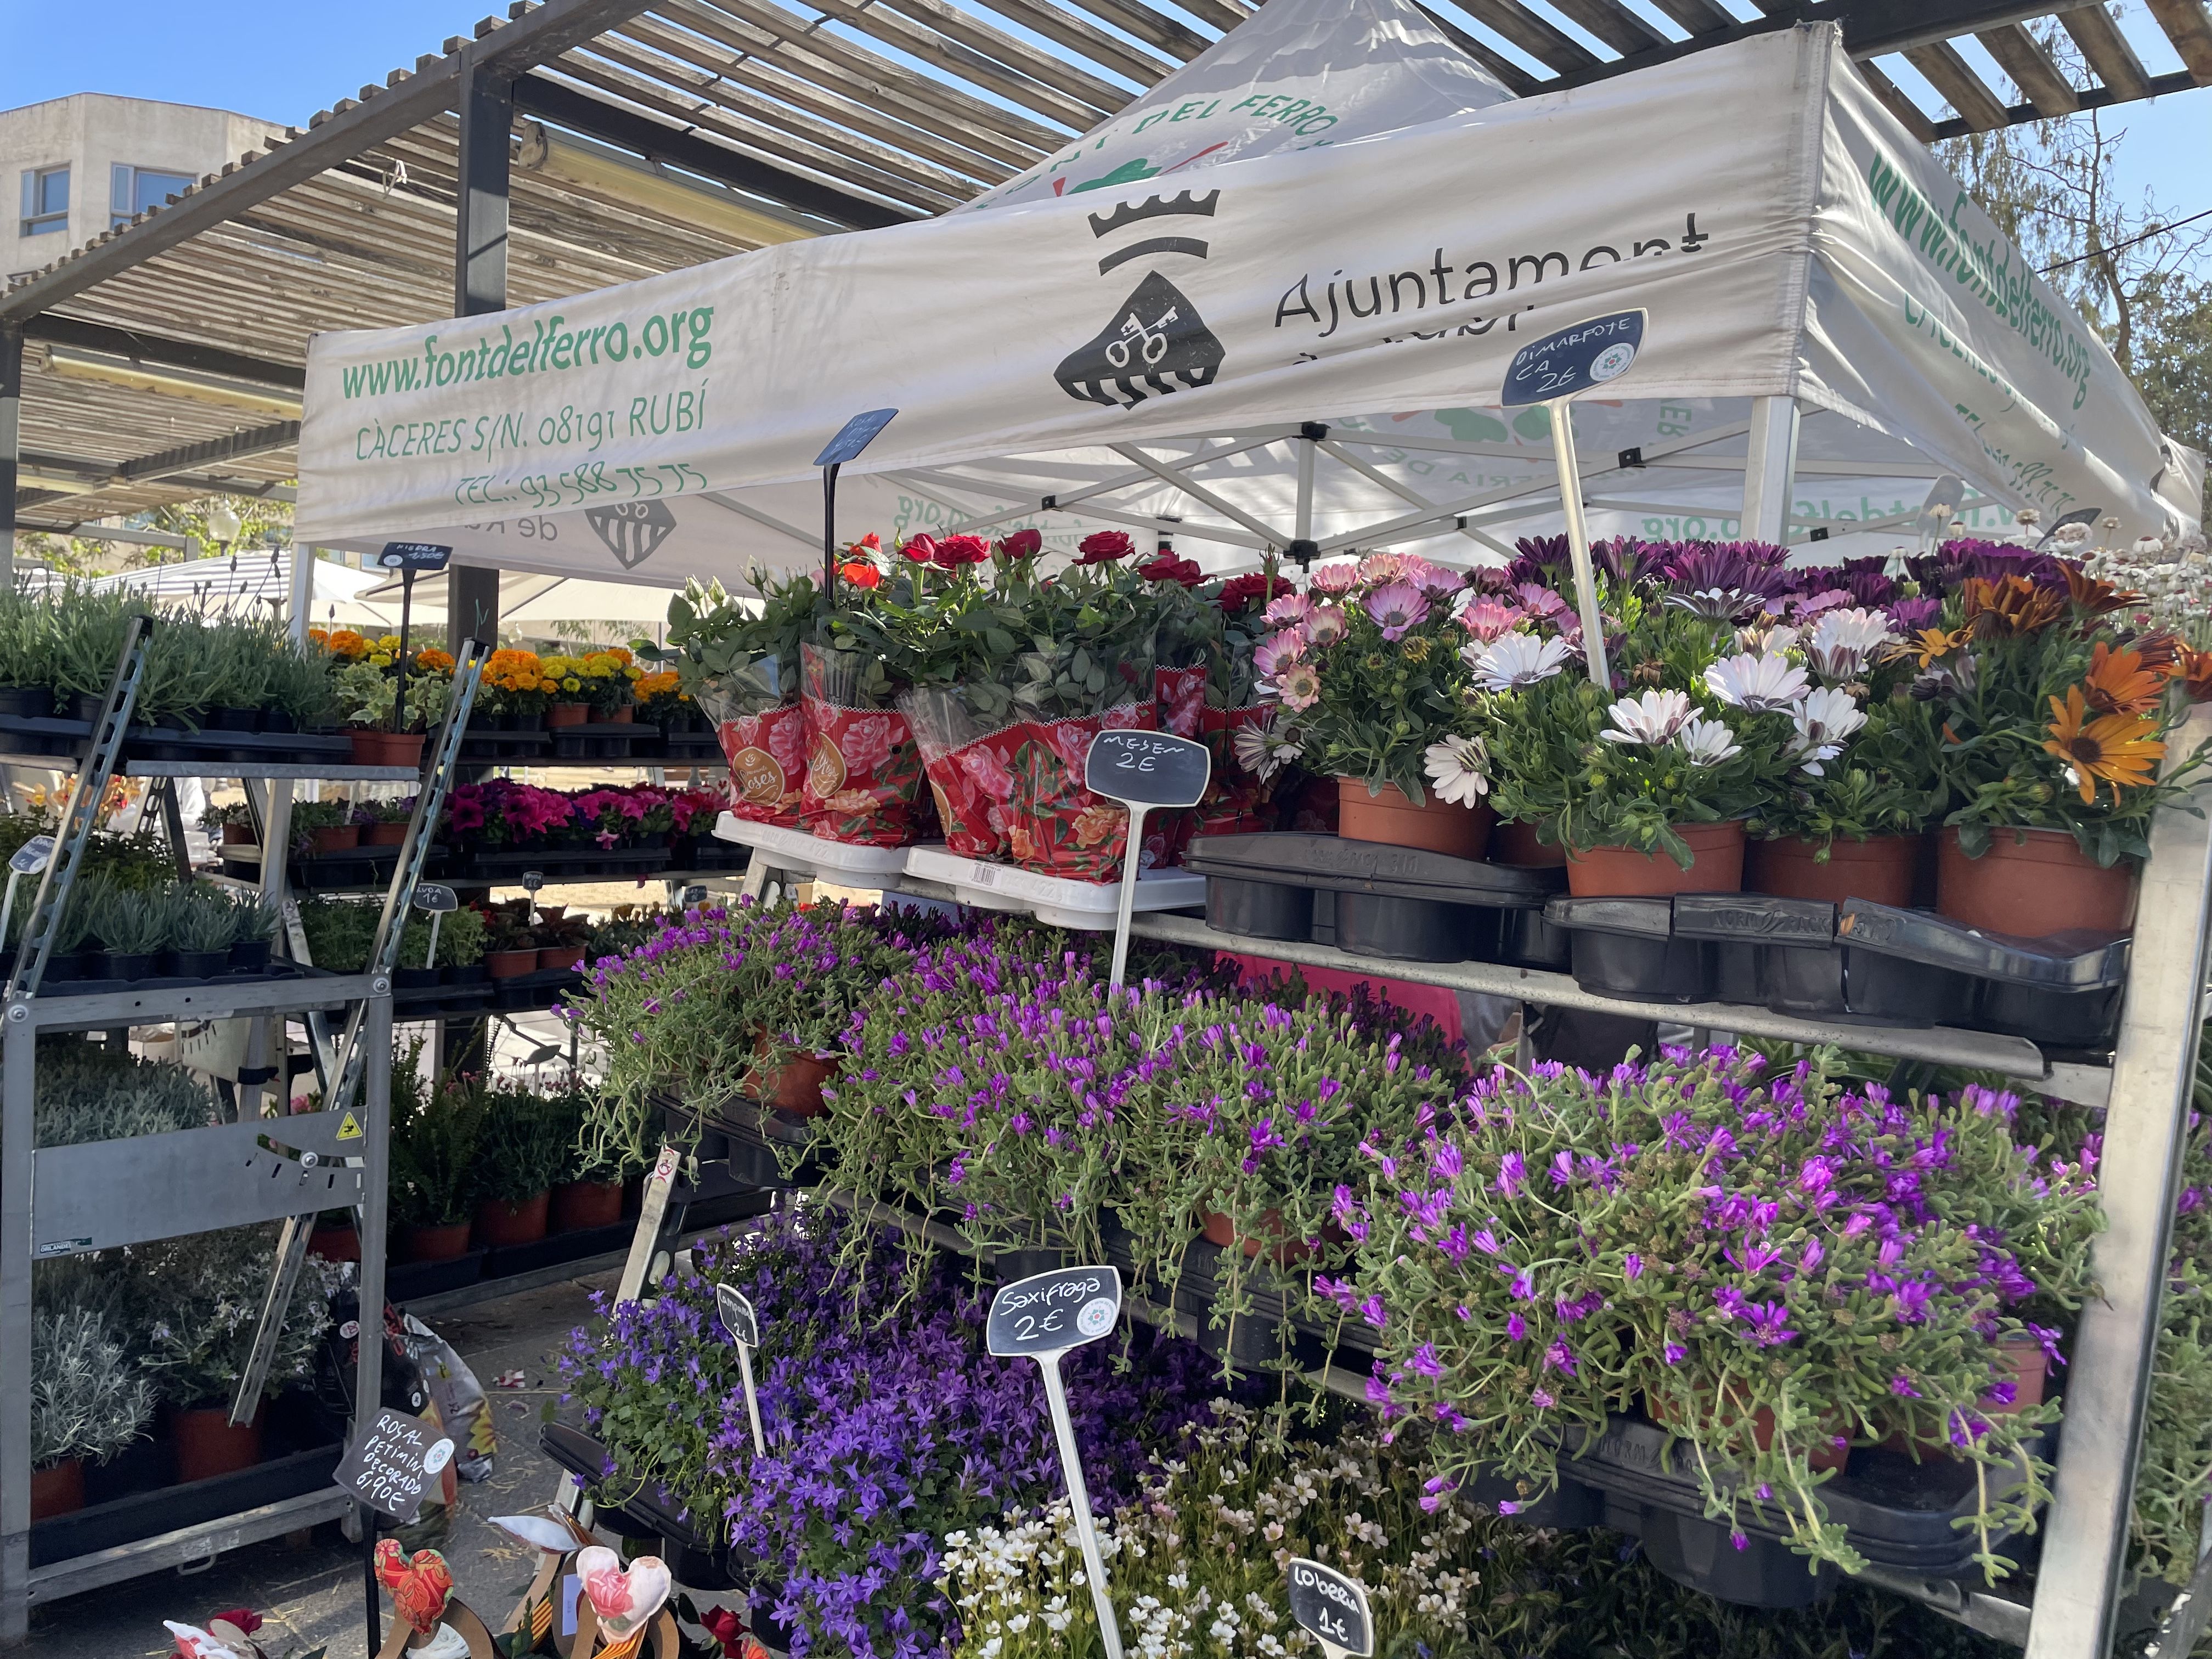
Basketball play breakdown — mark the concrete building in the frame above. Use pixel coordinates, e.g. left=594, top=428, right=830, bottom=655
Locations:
left=4, top=93, right=272, bottom=283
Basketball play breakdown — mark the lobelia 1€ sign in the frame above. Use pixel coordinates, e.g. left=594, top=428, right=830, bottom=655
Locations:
left=714, top=1282, right=768, bottom=1458
left=1285, top=1558, right=1374, bottom=1659
left=1082, top=730, right=1210, bottom=991
left=988, top=1267, right=1126, bottom=1659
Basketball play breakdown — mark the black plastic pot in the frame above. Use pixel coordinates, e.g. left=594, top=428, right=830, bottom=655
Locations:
left=441, top=962, right=488, bottom=986
left=0, top=686, right=53, bottom=719
left=168, top=949, right=233, bottom=980
left=1204, top=876, right=1312, bottom=942
left=1334, top=892, right=1495, bottom=963
left=395, top=966, right=442, bottom=991
left=748, top=1591, right=797, bottom=1654
left=263, top=708, right=297, bottom=733
left=103, top=950, right=156, bottom=982
left=228, top=939, right=272, bottom=972
left=664, top=1536, right=737, bottom=1590
left=65, top=691, right=104, bottom=723
left=1496, top=905, right=1573, bottom=970
left=1548, top=898, right=1713, bottom=1002
left=208, top=707, right=259, bottom=731
left=995, top=1245, right=1071, bottom=1284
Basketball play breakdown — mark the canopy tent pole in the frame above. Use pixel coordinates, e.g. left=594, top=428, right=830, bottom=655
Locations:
left=1741, top=396, right=1802, bottom=544
left=286, top=547, right=315, bottom=646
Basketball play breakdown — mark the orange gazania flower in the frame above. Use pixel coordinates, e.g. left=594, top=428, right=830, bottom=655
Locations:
left=1964, top=575, right=2066, bottom=639
left=1899, top=627, right=1966, bottom=667
left=2180, top=648, right=2212, bottom=704
left=2062, top=562, right=2141, bottom=618
left=2044, top=685, right=2165, bottom=804
left=2083, top=640, right=2169, bottom=715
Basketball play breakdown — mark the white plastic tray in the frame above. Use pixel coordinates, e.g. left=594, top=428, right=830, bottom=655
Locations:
left=902, top=845, right=1207, bottom=932
left=714, top=813, right=915, bottom=881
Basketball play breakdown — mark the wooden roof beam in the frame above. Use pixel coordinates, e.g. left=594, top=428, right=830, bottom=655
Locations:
left=805, top=0, right=1111, bottom=128
left=0, top=0, right=662, bottom=324
left=1055, top=0, right=1210, bottom=61
left=965, top=0, right=1176, bottom=87
left=1545, top=0, right=1668, bottom=57
left=1903, top=40, right=2013, bottom=131
left=2142, top=0, right=2212, bottom=82
left=2059, top=3, right=2154, bottom=99
left=1453, top=0, right=1604, bottom=73
left=1977, top=21, right=2083, bottom=115
left=1414, top=5, right=1545, bottom=94
left=870, top=0, right=1140, bottom=112
left=1853, top=58, right=1940, bottom=142
left=22, top=315, right=307, bottom=387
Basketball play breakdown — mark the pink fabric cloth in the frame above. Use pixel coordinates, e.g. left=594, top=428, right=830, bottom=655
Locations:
left=1219, top=951, right=1463, bottom=1043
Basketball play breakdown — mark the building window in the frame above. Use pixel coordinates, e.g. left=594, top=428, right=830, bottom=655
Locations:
left=20, top=166, right=68, bottom=236
left=111, top=165, right=193, bottom=229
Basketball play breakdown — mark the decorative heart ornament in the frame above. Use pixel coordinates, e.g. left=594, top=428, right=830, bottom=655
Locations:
left=575, top=1546, right=672, bottom=1640
left=374, top=1538, right=456, bottom=1635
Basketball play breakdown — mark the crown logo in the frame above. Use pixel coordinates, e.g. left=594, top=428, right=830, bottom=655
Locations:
left=1087, top=190, right=1221, bottom=239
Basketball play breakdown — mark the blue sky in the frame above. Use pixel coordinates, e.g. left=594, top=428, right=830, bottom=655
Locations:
left=1, top=0, right=2205, bottom=259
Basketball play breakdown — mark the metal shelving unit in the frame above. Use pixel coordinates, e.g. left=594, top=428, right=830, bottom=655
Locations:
left=720, top=707, right=2212, bottom=1657
left=0, top=623, right=491, bottom=1643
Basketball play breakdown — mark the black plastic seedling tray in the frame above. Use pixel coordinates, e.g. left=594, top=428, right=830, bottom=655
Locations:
left=1183, top=833, right=1568, bottom=967
left=542, top=1423, right=712, bottom=1549
left=0, top=711, right=357, bottom=769
left=1545, top=897, right=1716, bottom=1003
left=550, top=723, right=639, bottom=761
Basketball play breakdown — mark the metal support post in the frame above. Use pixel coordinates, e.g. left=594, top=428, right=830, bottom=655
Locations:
left=0, top=325, right=20, bottom=586
left=0, top=1000, right=33, bottom=1639
left=1740, top=395, right=1800, bottom=545
left=286, top=545, right=315, bottom=646
left=449, top=63, right=508, bottom=665
left=2025, top=702, right=2212, bottom=1658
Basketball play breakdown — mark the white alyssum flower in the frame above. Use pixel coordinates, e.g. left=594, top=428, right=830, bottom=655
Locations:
left=1465, top=633, right=1573, bottom=691
left=1702, top=650, right=1807, bottom=711
left=1421, top=735, right=1490, bottom=806
left=1674, top=716, right=1742, bottom=767
left=1787, top=686, right=1867, bottom=774
left=1599, top=689, right=1694, bottom=747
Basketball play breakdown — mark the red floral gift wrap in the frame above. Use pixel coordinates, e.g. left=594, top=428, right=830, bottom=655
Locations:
left=1004, top=702, right=1166, bottom=881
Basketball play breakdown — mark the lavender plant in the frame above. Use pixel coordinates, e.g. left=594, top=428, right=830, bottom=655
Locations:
left=1340, top=1047, right=2100, bottom=1578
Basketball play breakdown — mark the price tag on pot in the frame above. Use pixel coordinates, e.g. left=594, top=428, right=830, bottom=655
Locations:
left=988, top=1266, right=1121, bottom=1358
left=1500, top=310, right=1645, bottom=407
left=1084, top=731, right=1210, bottom=810
left=9, top=836, right=54, bottom=876
left=412, top=883, right=458, bottom=913
left=715, top=1283, right=759, bottom=1348
left=1286, top=1559, right=1373, bottom=1659
left=378, top=541, right=454, bottom=572
left=335, top=1406, right=453, bottom=1523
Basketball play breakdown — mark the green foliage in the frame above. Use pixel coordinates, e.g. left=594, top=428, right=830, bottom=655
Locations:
left=32, top=1037, right=218, bottom=1148
left=31, top=1308, right=153, bottom=1468
left=168, top=887, right=241, bottom=952
left=465, top=1075, right=577, bottom=1201
left=131, top=1225, right=349, bottom=1407
left=87, top=876, right=170, bottom=954
left=298, top=896, right=379, bottom=971
left=2131, top=1025, right=2212, bottom=1583
left=401, top=903, right=484, bottom=969
left=639, top=570, right=823, bottom=716
left=390, top=1065, right=487, bottom=1227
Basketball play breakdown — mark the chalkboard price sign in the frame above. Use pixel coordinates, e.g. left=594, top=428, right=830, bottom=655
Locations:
left=1286, top=1558, right=1374, bottom=1658
left=1084, top=730, right=1211, bottom=809
left=1500, top=310, right=1645, bottom=408
left=9, top=836, right=54, bottom=876
left=334, top=1407, right=454, bottom=1523
left=987, top=1266, right=1122, bottom=1358
left=715, top=1283, right=759, bottom=1348
left=377, top=542, right=454, bottom=572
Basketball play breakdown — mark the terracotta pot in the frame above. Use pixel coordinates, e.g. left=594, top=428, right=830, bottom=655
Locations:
left=399, top=1220, right=473, bottom=1262
left=1646, top=1392, right=1848, bottom=1473
left=171, top=1404, right=264, bottom=1483
left=380, top=731, right=427, bottom=769
left=610, top=705, right=634, bottom=724
left=1937, top=826, right=2136, bottom=935
left=308, top=825, right=360, bottom=854
left=473, top=1191, right=550, bottom=1248
left=308, top=1223, right=360, bottom=1262
left=1746, top=834, right=1920, bottom=909
left=1335, top=778, right=1493, bottom=860
left=550, top=1179, right=624, bottom=1232
left=754, top=1041, right=836, bottom=1116
left=1200, top=1207, right=1318, bottom=1266
left=31, top=1458, right=84, bottom=1520
left=347, top=729, right=386, bottom=765
left=1884, top=1334, right=2050, bottom=1457
left=536, top=945, right=585, bottom=972
left=363, top=820, right=409, bottom=847
left=486, top=947, right=539, bottom=979
left=548, top=702, right=589, bottom=728
left=1566, top=821, right=1745, bottom=898
left=220, top=822, right=252, bottom=847
left=1492, top=819, right=1567, bottom=868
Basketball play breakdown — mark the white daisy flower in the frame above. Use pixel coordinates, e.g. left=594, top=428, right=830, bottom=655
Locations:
left=1804, top=608, right=1895, bottom=683
left=1703, top=651, right=1807, bottom=711
left=1422, top=735, right=1491, bottom=806
left=1673, top=716, right=1741, bottom=767
left=1599, top=689, right=1694, bottom=747
left=1466, top=633, right=1574, bottom=691
left=1787, top=686, right=1867, bottom=774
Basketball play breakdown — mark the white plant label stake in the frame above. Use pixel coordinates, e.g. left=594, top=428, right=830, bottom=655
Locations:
left=0, top=833, right=55, bottom=951
left=714, top=1282, right=766, bottom=1458
left=1501, top=310, right=1647, bottom=692
left=988, top=1266, right=1126, bottom=1659
left=413, top=882, right=458, bottom=970
left=1082, top=732, right=1210, bottom=988
left=1285, top=1558, right=1374, bottom=1659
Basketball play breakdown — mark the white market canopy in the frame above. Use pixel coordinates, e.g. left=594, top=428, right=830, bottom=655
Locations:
left=297, top=19, right=2206, bottom=591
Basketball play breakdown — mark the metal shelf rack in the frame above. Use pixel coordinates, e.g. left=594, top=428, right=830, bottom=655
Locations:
left=0, top=620, right=492, bottom=1644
